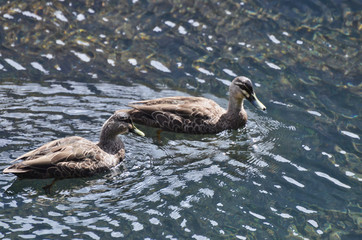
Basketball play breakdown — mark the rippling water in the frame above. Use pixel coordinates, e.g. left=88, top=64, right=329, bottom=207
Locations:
left=0, top=0, right=361, bottom=239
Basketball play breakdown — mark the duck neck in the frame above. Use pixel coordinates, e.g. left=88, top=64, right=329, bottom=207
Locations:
left=226, top=96, right=244, bottom=117
left=98, top=125, right=123, bottom=155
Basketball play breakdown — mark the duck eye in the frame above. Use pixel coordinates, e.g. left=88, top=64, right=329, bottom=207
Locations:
left=245, top=83, right=254, bottom=95
left=118, top=116, right=128, bottom=122
left=236, top=83, right=250, bottom=93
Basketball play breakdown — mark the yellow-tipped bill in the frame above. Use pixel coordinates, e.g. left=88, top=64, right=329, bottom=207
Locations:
left=132, top=124, right=145, bottom=137
left=249, top=93, right=266, bottom=111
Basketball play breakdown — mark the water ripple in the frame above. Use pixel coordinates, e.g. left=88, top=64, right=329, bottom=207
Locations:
left=0, top=0, right=360, bottom=239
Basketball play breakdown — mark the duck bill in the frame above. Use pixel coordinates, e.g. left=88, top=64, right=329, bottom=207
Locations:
left=131, top=124, right=145, bottom=137
left=248, top=93, right=266, bottom=111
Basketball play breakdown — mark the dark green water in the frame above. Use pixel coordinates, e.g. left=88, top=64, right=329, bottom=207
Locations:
left=0, top=0, right=361, bottom=239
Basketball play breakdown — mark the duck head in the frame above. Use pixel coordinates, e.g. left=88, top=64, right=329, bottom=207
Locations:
left=230, top=76, right=266, bottom=111
left=104, top=110, right=145, bottom=137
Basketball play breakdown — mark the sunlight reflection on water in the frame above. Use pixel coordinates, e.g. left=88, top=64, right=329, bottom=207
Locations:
left=0, top=0, right=361, bottom=239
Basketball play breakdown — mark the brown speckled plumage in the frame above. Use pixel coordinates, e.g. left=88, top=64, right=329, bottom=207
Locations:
left=3, top=111, right=142, bottom=179
left=123, top=76, right=266, bottom=134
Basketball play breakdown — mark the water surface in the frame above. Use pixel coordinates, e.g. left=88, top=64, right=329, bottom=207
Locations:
left=0, top=0, right=361, bottom=239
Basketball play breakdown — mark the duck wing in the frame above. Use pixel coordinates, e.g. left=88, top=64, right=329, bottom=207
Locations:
left=130, top=96, right=203, bottom=106
left=4, top=136, right=101, bottom=174
left=12, top=136, right=87, bottom=161
left=129, top=96, right=223, bottom=120
left=129, top=97, right=225, bottom=132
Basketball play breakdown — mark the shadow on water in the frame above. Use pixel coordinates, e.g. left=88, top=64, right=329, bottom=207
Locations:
left=3, top=177, right=91, bottom=196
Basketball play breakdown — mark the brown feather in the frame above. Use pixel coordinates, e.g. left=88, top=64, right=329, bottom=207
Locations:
left=124, top=77, right=266, bottom=134
left=3, top=111, right=137, bottom=179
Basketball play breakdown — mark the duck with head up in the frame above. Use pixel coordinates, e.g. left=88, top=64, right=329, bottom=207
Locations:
left=3, top=111, right=144, bottom=182
left=120, top=76, right=266, bottom=134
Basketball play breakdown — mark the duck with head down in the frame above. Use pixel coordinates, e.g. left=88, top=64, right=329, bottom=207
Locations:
left=120, top=76, right=266, bottom=134
left=3, top=111, right=144, bottom=180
